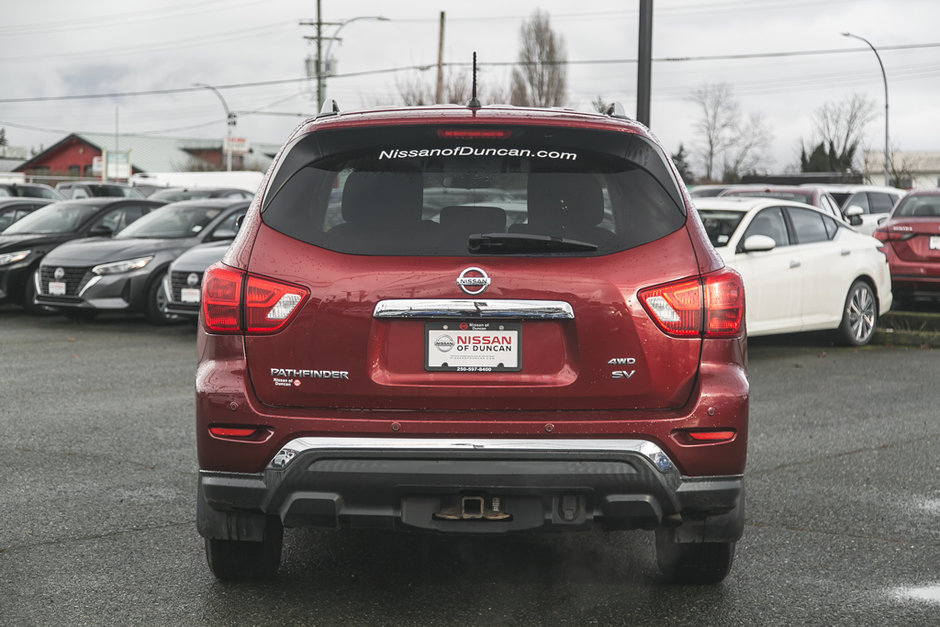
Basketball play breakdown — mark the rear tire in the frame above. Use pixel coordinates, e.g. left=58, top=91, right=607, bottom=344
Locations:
left=837, top=279, right=877, bottom=346
left=205, top=517, right=283, bottom=581
left=655, top=529, right=735, bottom=584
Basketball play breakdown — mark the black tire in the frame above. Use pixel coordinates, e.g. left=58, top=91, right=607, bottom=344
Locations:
left=144, top=271, right=181, bottom=325
left=837, top=279, right=877, bottom=346
left=655, top=529, right=735, bottom=584
left=205, top=517, right=283, bottom=581
left=22, top=272, right=56, bottom=316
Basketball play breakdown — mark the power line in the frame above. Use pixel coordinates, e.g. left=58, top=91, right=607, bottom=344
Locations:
left=2, top=41, right=938, bottom=105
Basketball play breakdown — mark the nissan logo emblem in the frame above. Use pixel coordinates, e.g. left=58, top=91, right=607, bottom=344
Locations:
left=186, top=273, right=200, bottom=287
left=54, top=267, right=65, bottom=280
left=456, top=267, right=490, bottom=295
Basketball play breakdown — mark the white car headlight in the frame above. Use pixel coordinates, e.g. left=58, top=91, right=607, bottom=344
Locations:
left=91, top=256, right=154, bottom=275
left=0, top=250, right=31, bottom=266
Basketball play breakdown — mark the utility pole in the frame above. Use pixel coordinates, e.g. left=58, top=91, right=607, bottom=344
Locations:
left=637, top=0, right=653, bottom=127
left=299, top=6, right=388, bottom=111
left=436, top=12, right=445, bottom=104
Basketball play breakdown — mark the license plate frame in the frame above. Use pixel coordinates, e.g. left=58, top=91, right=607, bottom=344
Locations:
left=425, top=321, right=521, bottom=372
left=49, top=281, right=66, bottom=296
left=930, top=235, right=940, bottom=251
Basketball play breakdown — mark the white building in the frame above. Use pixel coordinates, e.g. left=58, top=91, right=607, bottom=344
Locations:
left=863, top=150, right=940, bottom=190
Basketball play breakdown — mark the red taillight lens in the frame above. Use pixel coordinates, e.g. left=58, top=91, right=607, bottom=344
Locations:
left=638, top=268, right=744, bottom=338
left=638, top=277, right=702, bottom=337
left=209, top=426, right=258, bottom=438
left=674, top=428, right=737, bottom=444
left=874, top=227, right=914, bottom=242
left=202, top=263, right=243, bottom=332
left=202, top=263, right=309, bottom=334
left=245, top=274, right=309, bottom=333
left=703, top=268, right=745, bottom=336
left=685, top=429, right=736, bottom=442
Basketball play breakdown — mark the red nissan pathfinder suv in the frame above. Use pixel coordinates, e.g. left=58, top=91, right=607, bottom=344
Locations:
left=195, top=101, right=748, bottom=584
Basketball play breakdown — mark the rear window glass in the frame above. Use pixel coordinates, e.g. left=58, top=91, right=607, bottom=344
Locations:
left=261, top=124, right=686, bottom=256
left=893, top=195, right=940, bottom=218
left=697, top=209, right=746, bottom=247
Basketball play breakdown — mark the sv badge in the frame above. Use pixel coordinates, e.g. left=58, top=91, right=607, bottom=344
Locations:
left=608, top=357, right=637, bottom=380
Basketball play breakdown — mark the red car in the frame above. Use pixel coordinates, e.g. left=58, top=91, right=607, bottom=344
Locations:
left=195, top=101, right=749, bottom=584
left=718, top=185, right=844, bottom=222
left=873, top=189, right=940, bottom=304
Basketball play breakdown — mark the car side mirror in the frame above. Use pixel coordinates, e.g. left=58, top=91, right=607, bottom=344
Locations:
left=209, top=228, right=237, bottom=241
left=843, top=205, right=864, bottom=226
left=87, top=224, right=114, bottom=237
left=740, top=234, right=776, bottom=253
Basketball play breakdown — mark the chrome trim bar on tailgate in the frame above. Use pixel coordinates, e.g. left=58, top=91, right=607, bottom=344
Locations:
left=268, top=437, right=677, bottom=475
left=373, top=299, right=574, bottom=320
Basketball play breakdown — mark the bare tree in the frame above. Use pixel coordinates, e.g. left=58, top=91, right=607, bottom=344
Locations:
left=396, top=68, right=509, bottom=106
left=510, top=10, right=567, bottom=107
left=689, top=83, right=772, bottom=182
left=811, top=94, right=876, bottom=171
left=722, top=112, right=773, bottom=182
left=887, top=142, right=914, bottom=188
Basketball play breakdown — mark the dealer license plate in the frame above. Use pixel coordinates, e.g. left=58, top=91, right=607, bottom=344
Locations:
left=425, top=321, right=521, bottom=372
left=181, top=288, right=201, bottom=303
left=49, top=281, right=66, bottom=296
left=930, top=235, right=940, bottom=251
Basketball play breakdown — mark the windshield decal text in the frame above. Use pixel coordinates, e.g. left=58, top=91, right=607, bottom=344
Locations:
left=379, top=147, right=577, bottom=161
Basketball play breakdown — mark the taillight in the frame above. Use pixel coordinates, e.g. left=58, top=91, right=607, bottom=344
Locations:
left=874, top=226, right=914, bottom=242
left=638, top=268, right=744, bottom=338
left=245, top=274, right=307, bottom=333
left=202, top=264, right=242, bottom=332
left=202, top=263, right=309, bottom=334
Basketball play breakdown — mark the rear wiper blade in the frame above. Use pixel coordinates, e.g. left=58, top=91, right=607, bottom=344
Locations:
left=468, top=233, right=598, bottom=253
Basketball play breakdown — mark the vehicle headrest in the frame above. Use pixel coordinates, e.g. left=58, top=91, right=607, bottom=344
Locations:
left=341, top=171, right=424, bottom=225
left=439, top=205, right=506, bottom=234
left=526, top=173, right=604, bottom=228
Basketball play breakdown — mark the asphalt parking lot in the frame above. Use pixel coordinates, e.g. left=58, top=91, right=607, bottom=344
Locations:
left=0, top=309, right=937, bottom=626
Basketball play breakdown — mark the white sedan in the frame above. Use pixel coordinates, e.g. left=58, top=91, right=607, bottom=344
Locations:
left=695, top=197, right=892, bottom=346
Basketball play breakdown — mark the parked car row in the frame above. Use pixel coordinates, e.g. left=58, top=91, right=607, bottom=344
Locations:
left=689, top=182, right=906, bottom=235
left=0, top=190, right=250, bottom=323
left=691, top=183, right=940, bottom=313
left=696, top=197, right=891, bottom=346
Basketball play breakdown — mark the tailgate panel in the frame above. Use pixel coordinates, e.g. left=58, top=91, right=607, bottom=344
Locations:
left=244, top=226, right=703, bottom=413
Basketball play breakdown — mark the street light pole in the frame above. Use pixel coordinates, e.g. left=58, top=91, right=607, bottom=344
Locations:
left=842, top=31, right=890, bottom=186
left=194, top=82, right=235, bottom=172
left=300, top=14, right=388, bottom=111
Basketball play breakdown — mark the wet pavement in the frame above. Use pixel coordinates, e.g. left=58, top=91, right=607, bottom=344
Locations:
left=0, top=310, right=937, bottom=625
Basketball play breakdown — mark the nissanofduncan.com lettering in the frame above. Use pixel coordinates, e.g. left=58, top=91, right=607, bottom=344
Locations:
left=378, top=146, right=577, bottom=161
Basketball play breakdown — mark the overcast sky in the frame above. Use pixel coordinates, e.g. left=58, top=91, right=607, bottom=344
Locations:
left=2, top=0, right=938, bottom=177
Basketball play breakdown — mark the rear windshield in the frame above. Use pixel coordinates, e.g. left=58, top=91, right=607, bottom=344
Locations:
left=3, top=202, right=99, bottom=235
left=116, top=204, right=223, bottom=239
left=893, top=194, right=940, bottom=218
left=697, top=209, right=746, bottom=247
left=261, top=124, right=686, bottom=256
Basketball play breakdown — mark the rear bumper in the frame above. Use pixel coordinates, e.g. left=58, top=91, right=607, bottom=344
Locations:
left=890, top=272, right=940, bottom=297
left=198, top=437, right=744, bottom=542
